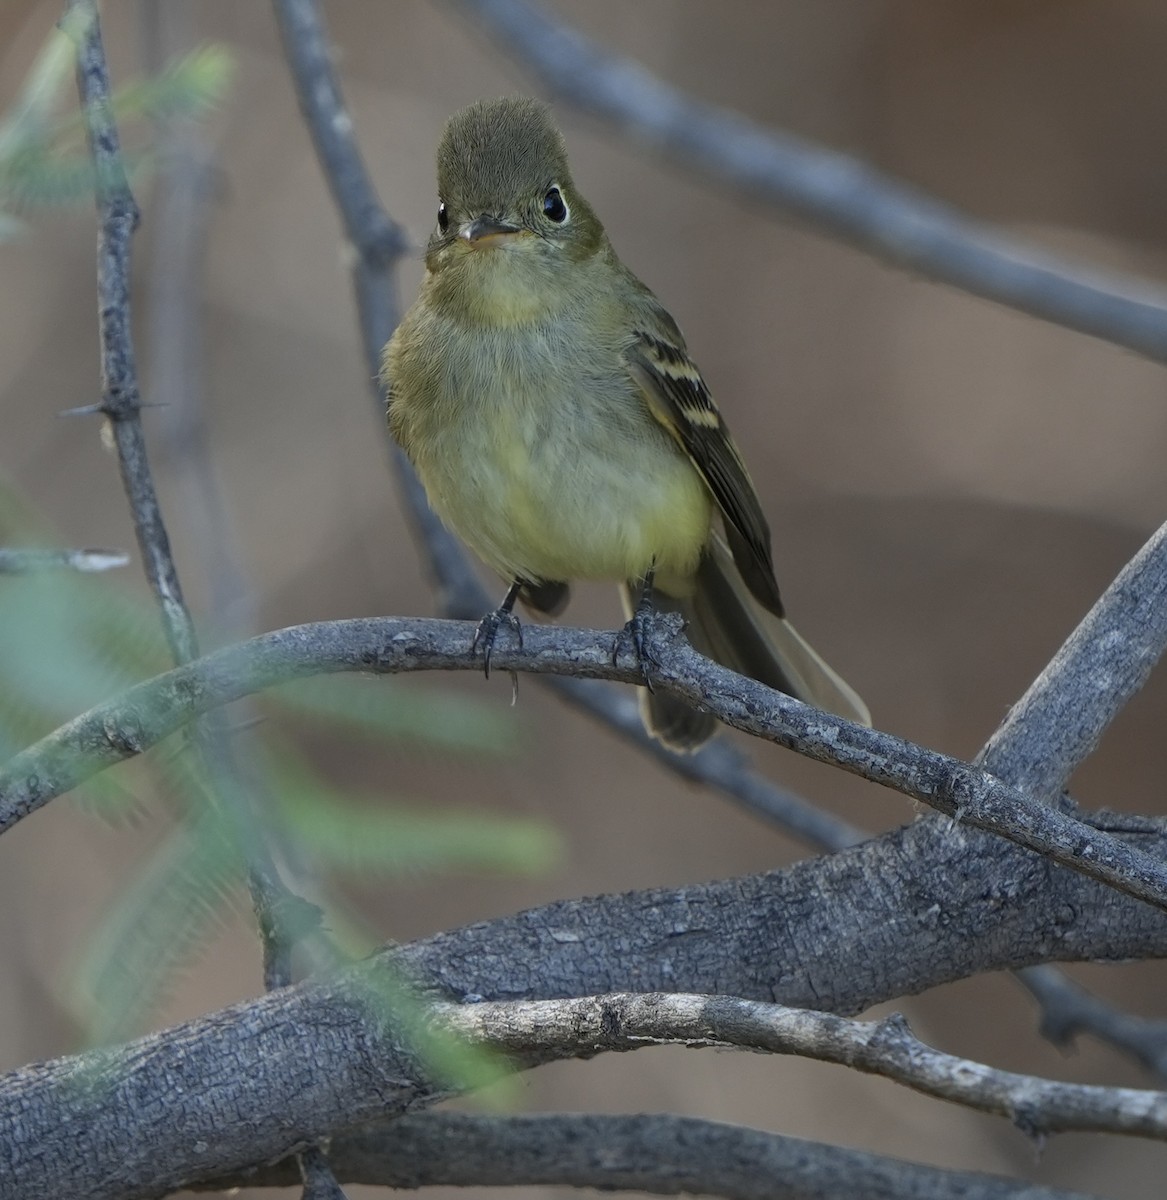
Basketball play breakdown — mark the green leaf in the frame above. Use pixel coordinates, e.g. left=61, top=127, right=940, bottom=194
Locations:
left=266, top=674, right=520, bottom=757
left=0, top=6, right=91, bottom=159
left=109, top=44, right=234, bottom=126
left=65, top=808, right=244, bottom=1044
left=266, top=752, right=560, bottom=879
left=0, top=570, right=168, bottom=734
left=0, top=36, right=234, bottom=217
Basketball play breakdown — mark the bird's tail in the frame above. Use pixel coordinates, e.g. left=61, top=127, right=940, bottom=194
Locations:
left=625, top=535, right=870, bottom=752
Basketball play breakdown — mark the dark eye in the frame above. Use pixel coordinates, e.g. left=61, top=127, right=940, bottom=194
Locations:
left=437, top=202, right=449, bottom=233
left=542, top=186, right=568, bottom=224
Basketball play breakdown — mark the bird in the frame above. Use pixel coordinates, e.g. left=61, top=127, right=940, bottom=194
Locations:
left=384, top=96, right=869, bottom=749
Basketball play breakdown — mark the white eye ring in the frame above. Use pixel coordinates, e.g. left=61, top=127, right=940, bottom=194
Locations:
left=542, top=185, right=569, bottom=224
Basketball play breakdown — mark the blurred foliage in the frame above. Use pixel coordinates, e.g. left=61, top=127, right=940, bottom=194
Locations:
left=0, top=474, right=559, bottom=1050
left=0, top=8, right=233, bottom=237
left=0, top=17, right=550, bottom=1099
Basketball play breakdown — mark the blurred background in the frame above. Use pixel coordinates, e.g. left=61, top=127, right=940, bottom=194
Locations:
left=3, top=2, right=1167, bottom=1197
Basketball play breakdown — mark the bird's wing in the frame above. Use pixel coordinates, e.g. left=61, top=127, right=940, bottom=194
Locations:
left=625, top=324, right=785, bottom=617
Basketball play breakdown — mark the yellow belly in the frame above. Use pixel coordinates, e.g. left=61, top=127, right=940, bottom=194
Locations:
left=416, top=395, right=711, bottom=590
left=391, top=314, right=712, bottom=591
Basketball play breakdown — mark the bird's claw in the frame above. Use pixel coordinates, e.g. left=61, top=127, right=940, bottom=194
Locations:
left=614, top=607, right=663, bottom=693
left=473, top=606, right=523, bottom=679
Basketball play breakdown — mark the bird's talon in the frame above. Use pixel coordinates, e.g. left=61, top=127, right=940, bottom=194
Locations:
left=615, top=608, right=662, bottom=691
left=473, top=607, right=523, bottom=679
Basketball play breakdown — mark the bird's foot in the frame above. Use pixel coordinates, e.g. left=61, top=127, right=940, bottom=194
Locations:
left=615, top=568, right=662, bottom=691
left=472, top=580, right=525, bottom=679
left=473, top=606, right=523, bottom=679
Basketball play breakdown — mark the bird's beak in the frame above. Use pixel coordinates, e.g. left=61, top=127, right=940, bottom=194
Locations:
left=461, top=215, right=523, bottom=245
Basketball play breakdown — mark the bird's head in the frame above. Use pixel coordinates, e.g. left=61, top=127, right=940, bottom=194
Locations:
left=425, top=97, right=605, bottom=294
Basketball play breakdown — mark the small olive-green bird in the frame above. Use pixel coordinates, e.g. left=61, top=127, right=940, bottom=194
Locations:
left=385, top=97, right=869, bottom=749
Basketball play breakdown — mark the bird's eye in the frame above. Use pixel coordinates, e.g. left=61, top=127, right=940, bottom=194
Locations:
left=542, top=186, right=568, bottom=224
left=437, top=202, right=449, bottom=233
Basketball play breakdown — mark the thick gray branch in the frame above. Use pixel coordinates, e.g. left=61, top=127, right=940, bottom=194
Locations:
left=980, top=519, right=1167, bottom=804
left=448, top=0, right=1167, bottom=365
left=963, top=519, right=1167, bottom=1072
left=200, top=1111, right=1098, bottom=1200
left=3, top=815, right=1165, bottom=1198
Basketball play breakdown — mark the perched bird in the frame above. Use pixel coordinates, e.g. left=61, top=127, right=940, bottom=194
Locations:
left=385, top=97, right=869, bottom=749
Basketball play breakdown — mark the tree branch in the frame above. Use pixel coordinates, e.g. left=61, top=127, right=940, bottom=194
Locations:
left=446, top=0, right=1167, bottom=365
left=979, top=519, right=1167, bottom=801
left=70, top=0, right=325, bottom=1039
left=549, top=676, right=867, bottom=848
left=959, top=516, right=1167, bottom=1072
left=438, top=993, right=1167, bottom=1140
left=1018, top=967, right=1167, bottom=1078
left=69, top=0, right=197, bottom=665
left=198, top=1111, right=1100, bottom=1200
left=6, top=878, right=1165, bottom=1200
left=4, top=614, right=1167, bottom=911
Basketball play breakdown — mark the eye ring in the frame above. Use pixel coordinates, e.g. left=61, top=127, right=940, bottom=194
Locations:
left=542, top=186, right=568, bottom=224
left=437, top=202, right=449, bottom=233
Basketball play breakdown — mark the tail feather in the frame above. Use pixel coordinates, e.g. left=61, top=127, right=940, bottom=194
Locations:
left=628, top=536, right=870, bottom=752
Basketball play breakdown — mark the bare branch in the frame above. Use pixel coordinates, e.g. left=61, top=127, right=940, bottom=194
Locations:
left=272, top=0, right=407, bottom=269
left=438, top=993, right=1167, bottom=1140
left=68, top=0, right=197, bottom=664
left=199, top=1111, right=1099, bottom=1200
left=956, top=518, right=1167, bottom=1071
left=273, top=0, right=492, bottom=622
left=70, top=0, right=322, bottom=1004
left=979, top=519, right=1167, bottom=802
left=1018, top=966, right=1167, bottom=1078
left=4, top=614, right=1167, bottom=910
left=0, top=546, right=128, bottom=573
left=447, top=0, right=1167, bottom=365
left=297, top=1144, right=349, bottom=1200
left=8, top=900, right=1167, bottom=1200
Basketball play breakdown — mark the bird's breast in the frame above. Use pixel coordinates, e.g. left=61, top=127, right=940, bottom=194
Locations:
left=390, top=310, right=711, bottom=589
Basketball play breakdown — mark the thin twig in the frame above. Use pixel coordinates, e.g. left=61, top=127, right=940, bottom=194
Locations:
left=297, top=1144, right=348, bottom=1200
left=69, top=0, right=315, bottom=995
left=272, top=0, right=486, bottom=616
left=1018, top=966, right=1167, bottom=1078
left=0, top=547, right=128, bottom=573
left=142, top=0, right=253, bottom=641
left=549, top=675, right=866, bottom=848
left=448, top=0, right=1167, bottom=365
left=196, top=1110, right=1099, bottom=1200
left=2, top=614, right=1167, bottom=912
left=69, top=0, right=197, bottom=665
left=441, top=993, right=1167, bottom=1140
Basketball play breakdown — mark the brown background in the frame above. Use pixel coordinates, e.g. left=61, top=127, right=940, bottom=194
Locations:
left=3, top=2, right=1167, bottom=1197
